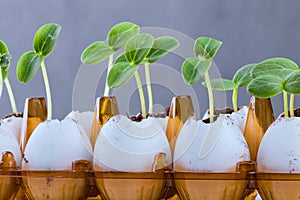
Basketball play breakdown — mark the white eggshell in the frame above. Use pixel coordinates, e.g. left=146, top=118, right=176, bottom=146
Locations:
left=1, top=116, right=23, bottom=142
left=93, top=115, right=171, bottom=172
left=65, top=110, right=94, bottom=138
left=0, top=122, right=22, bottom=167
left=174, top=114, right=250, bottom=172
left=202, top=106, right=248, bottom=133
left=230, top=106, right=248, bottom=132
left=22, top=119, right=93, bottom=170
left=257, top=117, right=300, bottom=173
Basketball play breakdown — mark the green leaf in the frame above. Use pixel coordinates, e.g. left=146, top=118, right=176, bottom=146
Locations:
left=284, top=70, right=300, bottom=94
left=233, top=63, right=256, bottom=87
left=0, top=40, right=9, bottom=54
left=194, top=37, right=222, bottom=60
left=125, top=34, right=154, bottom=65
left=0, top=53, right=11, bottom=69
left=145, top=36, right=179, bottom=63
left=202, top=78, right=237, bottom=90
left=108, top=22, right=140, bottom=51
left=81, top=41, right=115, bottom=64
left=252, top=57, right=298, bottom=80
left=107, top=62, right=138, bottom=88
left=247, top=75, right=283, bottom=98
left=16, top=51, right=44, bottom=83
left=181, top=57, right=211, bottom=85
left=33, top=23, right=61, bottom=57
left=114, top=53, right=127, bottom=64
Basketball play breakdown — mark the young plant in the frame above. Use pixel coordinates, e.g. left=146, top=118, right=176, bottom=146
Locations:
left=142, top=36, right=179, bottom=115
left=247, top=57, right=299, bottom=117
left=16, top=23, right=61, bottom=120
left=108, top=33, right=154, bottom=118
left=108, top=34, right=179, bottom=118
left=181, top=37, right=222, bottom=123
left=81, top=22, right=140, bottom=97
left=0, top=40, right=18, bottom=115
left=202, top=63, right=256, bottom=112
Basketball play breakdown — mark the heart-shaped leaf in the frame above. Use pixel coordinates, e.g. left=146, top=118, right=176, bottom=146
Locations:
left=252, top=57, right=298, bottom=80
left=181, top=57, right=211, bottom=85
left=247, top=75, right=283, bottom=98
left=33, top=23, right=61, bottom=57
left=16, top=51, right=44, bottom=83
left=108, top=62, right=139, bottom=88
left=108, top=22, right=140, bottom=51
left=194, top=37, right=222, bottom=60
left=145, top=36, right=179, bottom=63
left=81, top=41, right=115, bottom=64
left=202, top=78, right=237, bottom=90
left=284, top=70, right=300, bottom=94
left=114, top=53, right=127, bottom=64
left=125, top=33, right=154, bottom=65
left=233, top=63, right=256, bottom=87
left=0, top=40, right=9, bottom=54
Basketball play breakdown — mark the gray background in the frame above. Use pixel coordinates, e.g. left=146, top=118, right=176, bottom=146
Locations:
left=1, top=0, right=300, bottom=119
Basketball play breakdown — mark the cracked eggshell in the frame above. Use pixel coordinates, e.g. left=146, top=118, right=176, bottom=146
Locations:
left=257, top=117, right=300, bottom=173
left=202, top=106, right=248, bottom=133
left=174, top=114, right=250, bottom=172
left=0, top=122, right=22, bottom=167
left=1, top=115, right=23, bottom=142
left=22, top=119, right=93, bottom=170
left=93, top=115, right=171, bottom=172
left=65, top=110, right=94, bottom=138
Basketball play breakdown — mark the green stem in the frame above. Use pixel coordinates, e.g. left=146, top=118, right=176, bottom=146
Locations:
left=283, top=91, right=289, bottom=118
left=4, top=78, right=18, bottom=115
left=290, top=93, right=295, bottom=117
left=232, top=88, right=238, bottom=112
left=145, top=62, right=153, bottom=115
left=41, top=61, right=52, bottom=120
left=134, top=71, right=146, bottom=118
left=104, top=55, right=114, bottom=96
left=204, top=71, right=214, bottom=123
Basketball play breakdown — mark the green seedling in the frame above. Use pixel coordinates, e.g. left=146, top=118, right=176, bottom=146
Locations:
left=202, top=63, right=256, bottom=112
left=81, top=22, right=140, bottom=97
left=181, top=37, right=222, bottom=123
left=0, top=40, right=18, bottom=115
left=108, top=34, right=179, bottom=118
left=16, top=23, right=61, bottom=120
left=108, top=33, right=154, bottom=118
left=247, top=57, right=299, bottom=117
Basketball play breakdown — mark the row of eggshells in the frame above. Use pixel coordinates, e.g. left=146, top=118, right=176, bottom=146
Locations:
left=1, top=106, right=250, bottom=172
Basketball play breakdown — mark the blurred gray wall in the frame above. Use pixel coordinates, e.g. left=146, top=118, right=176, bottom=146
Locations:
left=1, top=0, right=300, bottom=119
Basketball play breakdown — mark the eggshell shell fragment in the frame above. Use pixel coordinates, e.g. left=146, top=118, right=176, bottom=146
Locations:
left=0, top=122, right=22, bottom=167
left=174, top=114, right=250, bottom=172
left=257, top=117, right=300, bottom=173
left=93, top=115, right=171, bottom=172
left=22, top=119, right=93, bottom=170
left=65, top=110, right=94, bottom=138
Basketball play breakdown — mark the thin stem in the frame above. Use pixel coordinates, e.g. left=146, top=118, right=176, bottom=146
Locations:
left=134, top=71, right=147, bottom=118
left=104, top=55, right=114, bottom=96
left=283, top=91, right=289, bottom=118
left=204, top=71, right=214, bottom=123
left=232, top=88, right=238, bottom=112
left=41, top=61, right=52, bottom=120
left=145, top=62, right=153, bottom=115
left=4, top=78, right=18, bottom=115
left=290, top=93, right=295, bottom=117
